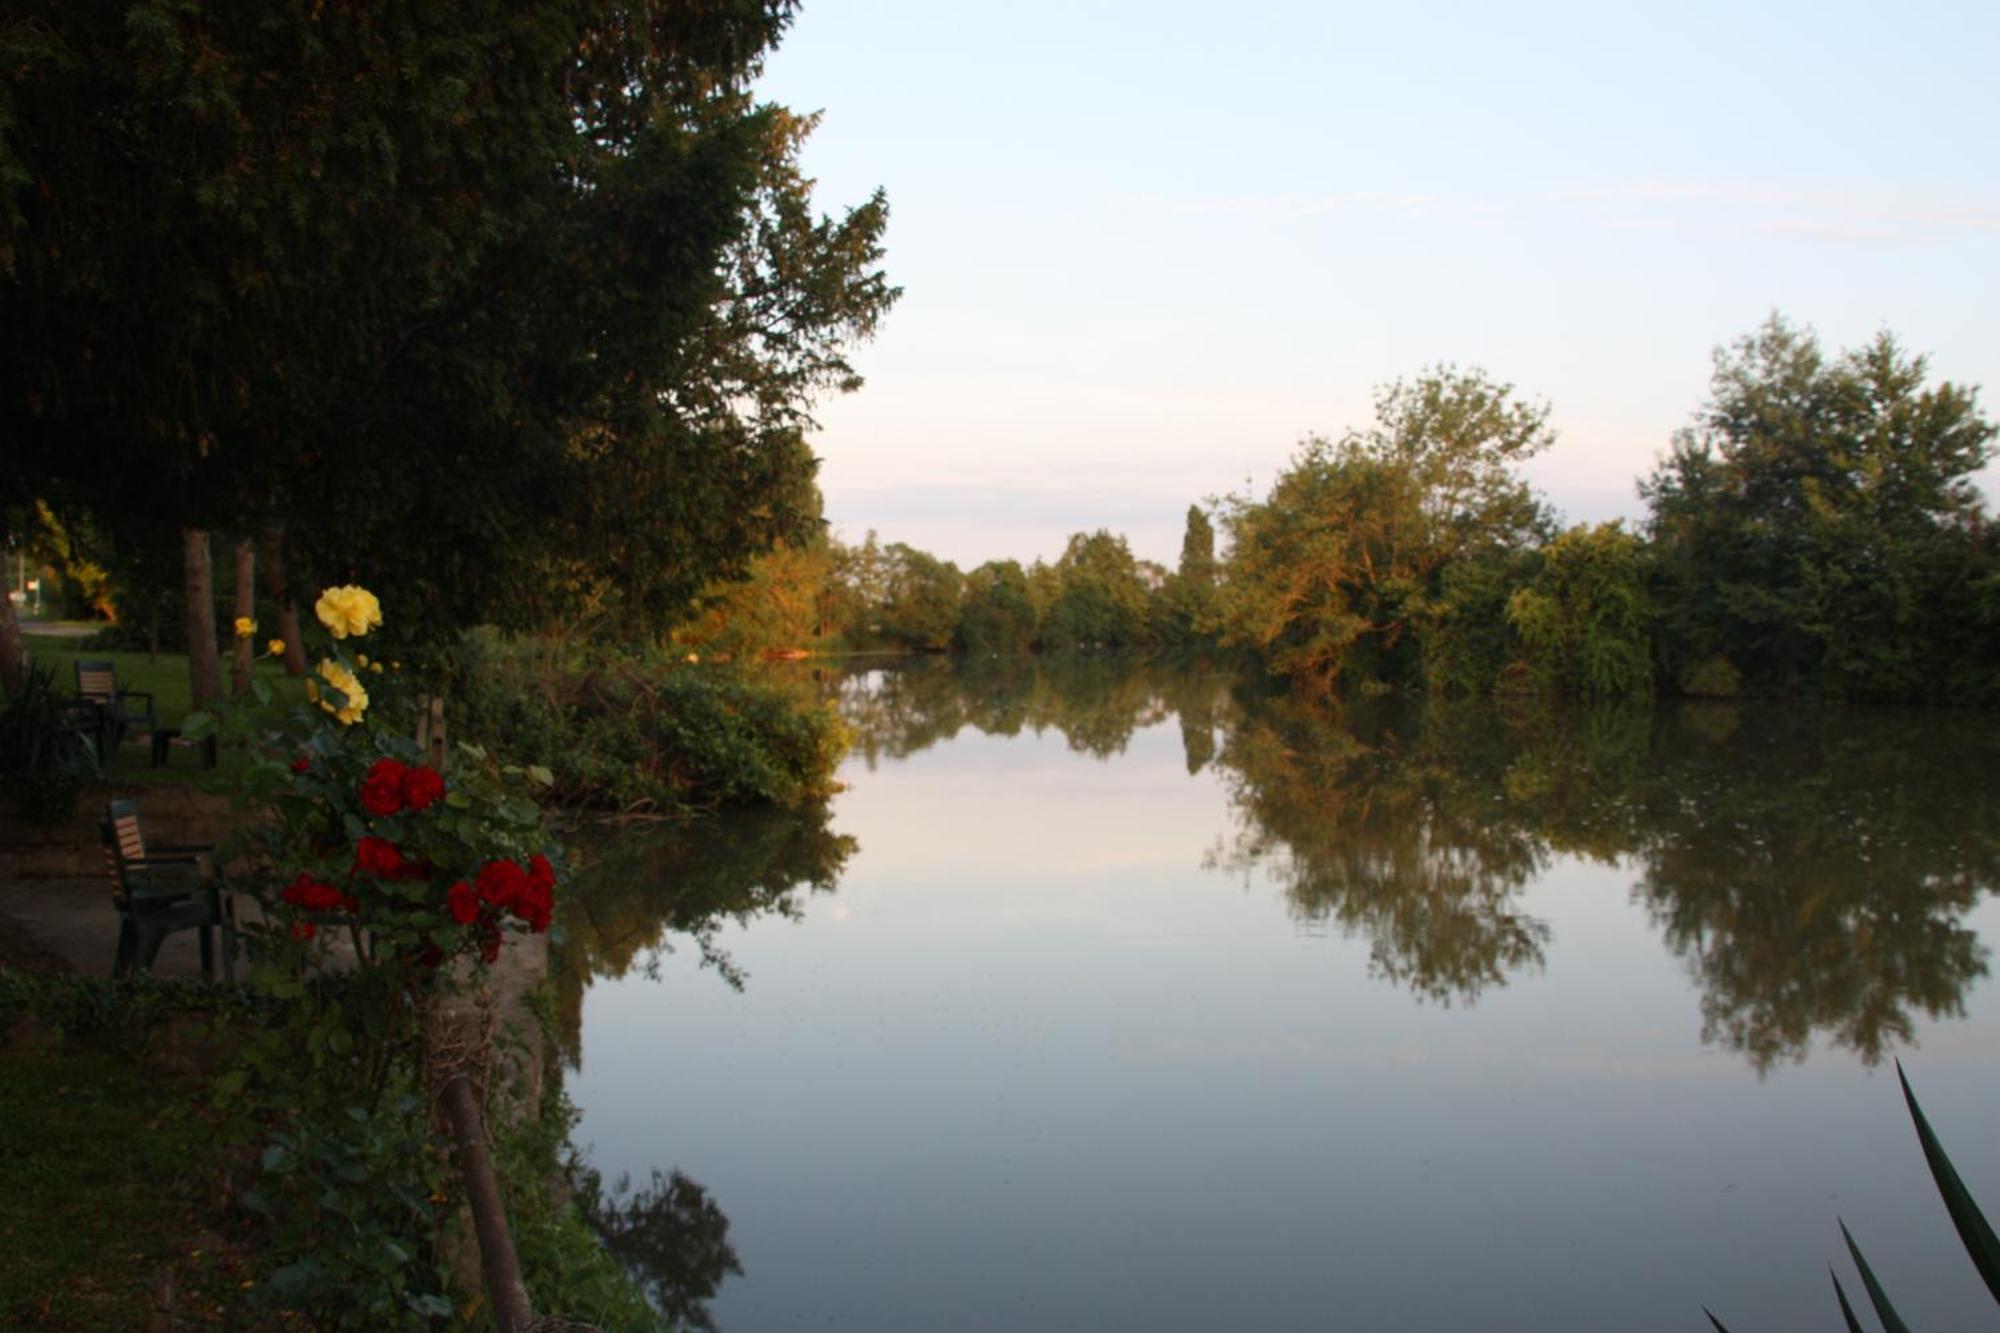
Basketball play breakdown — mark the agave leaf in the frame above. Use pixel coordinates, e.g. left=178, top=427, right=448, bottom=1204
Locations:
left=1898, top=1061, right=2000, bottom=1305
left=1702, top=1307, right=1733, bottom=1333
left=1830, top=1268, right=1868, bottom=1333
left=1839, top=1220, right=1912, bottom=1333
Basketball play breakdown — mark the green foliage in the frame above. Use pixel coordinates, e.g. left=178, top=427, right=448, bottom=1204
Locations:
left=239, top=1083, right=456, bottom=1328
left=0, top=968, right=259, bottom=1039
left=498, top=1081, right=673, bottom=1331
left=876, top=543, right=965, bottom=650
left=450, top=631, right=849, bottom=811
left=1504, top=522, right=1653, bottom=698
left=1155, top=505, right=1222, bottom=646
left=1216, top=366, right=1554, bottom=697
left=956, top=560, right=1039, bottom=655
left=3, top=1, right=898, bottom=651
left=0, top=661, right=97, bottom=824
left=1643, top=316, right=1997, bottom=701
left=1042, top=530, right=1154, bottom=650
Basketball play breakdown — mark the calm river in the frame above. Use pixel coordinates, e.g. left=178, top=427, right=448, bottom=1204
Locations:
left=562, top=657, right=2000, bottom=1331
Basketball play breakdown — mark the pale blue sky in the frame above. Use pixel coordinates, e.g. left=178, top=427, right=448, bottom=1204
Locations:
left=759, top=0, right=2000, bottom=568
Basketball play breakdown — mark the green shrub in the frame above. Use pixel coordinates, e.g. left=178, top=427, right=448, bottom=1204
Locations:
left=450, top=631, right=849, bottom=812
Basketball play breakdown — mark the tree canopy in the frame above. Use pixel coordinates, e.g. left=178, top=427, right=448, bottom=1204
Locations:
left=1642, top=315, right=1996, bottom=700
left=1, top=0, right=897, bottom=652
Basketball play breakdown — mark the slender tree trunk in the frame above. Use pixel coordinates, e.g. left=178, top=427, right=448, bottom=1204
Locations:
left=0, top=512, right=25, bottom=697
left=259, top=527, right=307, bottom=675
left=231, top=539, right=255, bottom=697
left=183, top=528, right=223, bottom=708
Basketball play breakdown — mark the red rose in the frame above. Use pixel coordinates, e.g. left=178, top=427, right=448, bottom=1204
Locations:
left=280, top=871, right=344, bottom=912
left=513, top=880, right=554, bottom=933
left=402, top=765, right=446, bottom=812
left=446, top=880, right=479, bottom=926
left=290, top=757, right=312, bottom=774
left=359, top=758, right=409, bottom=816
left=527, top=853, right=556, bottom=893
left=290, top=920, right=317, bottom=941
left=355, top=836, right=404, bottom=879
left=475, top=859, right=528, bottom=910
left=479, top=927, right=501, bottom=964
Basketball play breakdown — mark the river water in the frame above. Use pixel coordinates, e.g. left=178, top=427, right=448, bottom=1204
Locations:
left=562, top=657, right=2000, bottom=1331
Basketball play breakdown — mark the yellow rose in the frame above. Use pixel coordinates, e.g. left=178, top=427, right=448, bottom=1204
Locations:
left=233, top=616, right=257, bottom=639
left=267, top=637, right=288, bottom=656
left=314, top=659, right=369, bottom=726
left=314, top=585, right=383, bottom=640
left=369, top=662, right=383, bottom=674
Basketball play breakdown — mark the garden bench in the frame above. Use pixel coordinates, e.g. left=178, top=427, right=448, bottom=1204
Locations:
left=97, top=798, right=236, bottom=981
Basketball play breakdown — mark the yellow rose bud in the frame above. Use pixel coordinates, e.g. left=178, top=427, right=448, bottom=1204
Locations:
left=370, top=662, right=383, bottom=674
left=267, top=638, right=288, bottom=656
left=356, top=653, right=369, bottom=667
left=233, top=616, right=256, bottom=638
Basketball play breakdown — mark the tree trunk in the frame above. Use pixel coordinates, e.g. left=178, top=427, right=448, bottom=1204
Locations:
left=183, top=529, right=223, bottom=709
left=0, top=512, right=25, bottom=697
left=259, top=527, right=307, bottom=675
left=230, top=539, right=255, bottom=697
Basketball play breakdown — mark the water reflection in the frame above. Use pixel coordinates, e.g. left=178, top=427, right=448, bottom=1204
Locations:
left=1207, top=693, right=1553, bottom=1005
left=819, top=659, right=2000, bottom=1071
left=584, top=1168, right=742, bottom=1331
left=555, top=807, right=857, bottom=1064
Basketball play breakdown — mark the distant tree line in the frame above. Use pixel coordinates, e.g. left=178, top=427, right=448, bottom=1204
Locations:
left=683, top=315, right=1997, bottom=706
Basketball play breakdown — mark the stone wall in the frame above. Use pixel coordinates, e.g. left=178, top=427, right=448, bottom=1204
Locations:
left=0, top=784, right=252, bottom=878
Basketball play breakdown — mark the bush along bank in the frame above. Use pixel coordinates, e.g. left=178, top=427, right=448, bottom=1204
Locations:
left=448, top=629, right=850, bottom=814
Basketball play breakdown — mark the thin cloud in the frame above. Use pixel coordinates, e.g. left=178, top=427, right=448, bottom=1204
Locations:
left=1169, top=190, right=1444, bottom=219
left=1559, top=180, right=2000, bottom=244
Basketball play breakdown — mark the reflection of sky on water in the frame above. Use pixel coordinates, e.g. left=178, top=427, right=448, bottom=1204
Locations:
left=571, top=678, right=2000, bottom=1332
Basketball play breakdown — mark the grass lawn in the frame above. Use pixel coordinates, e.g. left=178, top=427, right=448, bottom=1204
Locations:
left=20, top=632, right=311, bottom=784
left=0, top=1042, right=246, bottom=1327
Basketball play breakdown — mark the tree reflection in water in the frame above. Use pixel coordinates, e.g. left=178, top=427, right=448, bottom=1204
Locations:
left=583, top=1168, right=742, bottom=1332
left=823, top=657, right=2000, bottom=1072
left=554, top=807, right=857, bottom=1066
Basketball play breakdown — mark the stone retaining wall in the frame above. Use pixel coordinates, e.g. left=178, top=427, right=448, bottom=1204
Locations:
left=0, top=784, right=252, bottom=878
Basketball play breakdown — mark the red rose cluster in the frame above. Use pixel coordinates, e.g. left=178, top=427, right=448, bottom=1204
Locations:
left=279, top=871, right=358, bottom=939
left=445, top=854, right=556, bottom=958
left=358, top=757, right=447, bottom=817
left=353, top=834, right=429, bottom=883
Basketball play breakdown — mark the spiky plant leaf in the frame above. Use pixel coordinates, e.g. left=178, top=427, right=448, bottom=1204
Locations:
left=1840, top=1220, right=1912, bottom=1333
left=1831, top=1268, right=1868, bottom=1333
left=1897, top=1061, right=2000, bottom=1305
left=1702, top=1307, right=1733, bottom=1333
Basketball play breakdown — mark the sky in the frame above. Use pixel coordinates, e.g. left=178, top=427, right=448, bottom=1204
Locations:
left=755, top=0, right=2000, bottom=570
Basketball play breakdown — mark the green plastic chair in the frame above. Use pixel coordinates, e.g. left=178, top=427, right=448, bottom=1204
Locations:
left=97, top=799, right=235, bottom=981
left=73, top=659, right=156, bottom=757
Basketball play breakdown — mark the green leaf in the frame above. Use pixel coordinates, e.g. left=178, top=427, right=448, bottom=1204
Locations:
left=1898, top=1061, right=2000, bottom=1304
left=1830, top=1268, right=1867, bottom=1333
left=1839, top=1220, right=1912, bottom=1333
left=180, top=710, right=216, bottom=739
left=250, top=676, right=272, bottom=706
left=445, top=791, right=472, bottom=809
left=527, top=764, right=554, bottom=787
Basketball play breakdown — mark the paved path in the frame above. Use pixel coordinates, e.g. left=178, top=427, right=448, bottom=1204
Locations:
left=0, top=873, right=222, bottom=977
